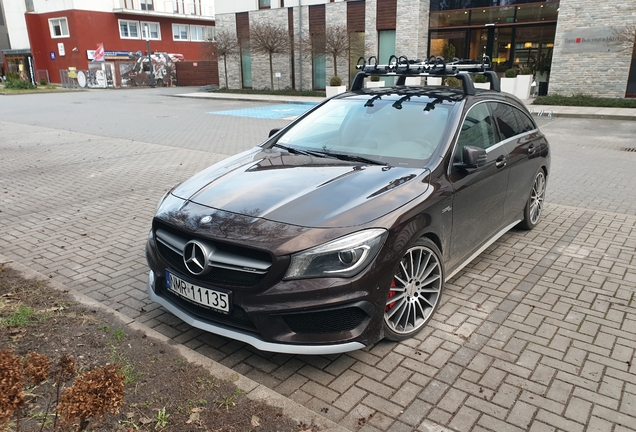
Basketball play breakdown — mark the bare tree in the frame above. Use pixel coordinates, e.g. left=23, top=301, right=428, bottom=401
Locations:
left=205, top=30, right=239, bottom=89
left=250, top=22, right=290, bottom=90
left=612, top=24, right=636, bottom=52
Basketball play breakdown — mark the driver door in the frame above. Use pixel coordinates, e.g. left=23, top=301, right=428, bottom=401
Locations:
left=448, top=102, right=510, bottom=270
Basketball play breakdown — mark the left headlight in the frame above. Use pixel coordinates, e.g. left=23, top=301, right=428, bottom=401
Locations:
left=284, top=229, right=388, bottom=280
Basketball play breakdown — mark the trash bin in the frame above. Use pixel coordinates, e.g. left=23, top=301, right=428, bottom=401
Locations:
left=538, top=81, right=549, bottom=96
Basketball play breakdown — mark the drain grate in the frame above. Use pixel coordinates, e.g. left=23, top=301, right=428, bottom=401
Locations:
left=620, top=147, right=636, bottom=152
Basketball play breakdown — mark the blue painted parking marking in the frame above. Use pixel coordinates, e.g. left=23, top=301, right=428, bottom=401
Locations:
left=208, top=103, right=317, bottom=120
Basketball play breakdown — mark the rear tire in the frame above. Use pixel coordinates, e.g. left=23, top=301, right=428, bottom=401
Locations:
left=519, top=169, right=546, bottom=230
left=383, top=237, right=444, bottom=341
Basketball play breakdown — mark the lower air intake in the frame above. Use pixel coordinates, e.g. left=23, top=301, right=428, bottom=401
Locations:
left=282, top=307, right=368, bottom=334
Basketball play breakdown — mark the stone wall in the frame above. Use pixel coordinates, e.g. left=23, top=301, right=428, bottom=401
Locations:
left=215, top=14, right=241, bottom=89
left=325, top=2, right=348, bottom=87
left=364, top=0, right=378, bottom=61
left=395, top=0, right=429, bottom=61
left=550, top=0, right=636, bottom=97
left=292, top=5, right=312, bottom=91
left=249, top=9, right=291, bottom=90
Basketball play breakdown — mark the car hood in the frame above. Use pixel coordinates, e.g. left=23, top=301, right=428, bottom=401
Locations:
left=171, top=148, right=430, bottom=228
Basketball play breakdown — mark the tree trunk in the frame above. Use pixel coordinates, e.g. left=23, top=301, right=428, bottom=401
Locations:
left=333, top=53, right=338, bottom=78
left=269, top=52, right=274, bottom=90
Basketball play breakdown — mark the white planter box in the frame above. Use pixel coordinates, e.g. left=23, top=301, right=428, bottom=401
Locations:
left=500, top=77, right=517, bottom=95
left=426, top=77, right=442, bottom=86
left=404, top=77, right=422, bottom=86
left=515, top=74, right=533, bottom=99
left=366, top=81, right=385, bottom=88
left=474, top=82, right=490, bottom=90
left=325, top=85, right=346, bottom=97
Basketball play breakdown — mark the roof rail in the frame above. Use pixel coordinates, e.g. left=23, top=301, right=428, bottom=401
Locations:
left=351, top=55, right=500, bottom=95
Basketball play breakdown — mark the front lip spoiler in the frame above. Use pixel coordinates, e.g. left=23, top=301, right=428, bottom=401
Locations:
left=147, top=271, right=366, bottom=355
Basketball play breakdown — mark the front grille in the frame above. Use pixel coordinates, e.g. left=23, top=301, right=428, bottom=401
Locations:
left=281, top=307, right=368, bottom=334
left=154, top=221, right=271, bottom=287
left=157, top=242, right=265, bottom=286
left=157, top=277, right=257, bottom=332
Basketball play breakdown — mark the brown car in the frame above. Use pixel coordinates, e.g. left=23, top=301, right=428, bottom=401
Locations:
left=145, top=68, right=550, bottom=354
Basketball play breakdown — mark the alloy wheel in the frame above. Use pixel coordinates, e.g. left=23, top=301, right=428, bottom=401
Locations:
left=529, top=171, right=546, bottom=225
left=384, top=245, right=442, bottom=335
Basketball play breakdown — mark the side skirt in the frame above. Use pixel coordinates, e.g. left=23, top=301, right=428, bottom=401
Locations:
left=445, top=219, right=521, bottom=282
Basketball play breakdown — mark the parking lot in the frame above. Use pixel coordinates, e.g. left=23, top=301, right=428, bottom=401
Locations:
left=1, top=88, right=635, bottom=432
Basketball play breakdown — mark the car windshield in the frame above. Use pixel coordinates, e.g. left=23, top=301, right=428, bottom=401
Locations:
left=274, top=94, right=456, bottom=168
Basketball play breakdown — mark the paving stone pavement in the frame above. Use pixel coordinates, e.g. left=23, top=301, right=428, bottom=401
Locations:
left=1, top=89, right=635, bottom=432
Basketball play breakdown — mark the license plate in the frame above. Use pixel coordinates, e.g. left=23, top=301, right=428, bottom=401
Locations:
left=166, top=270, right=230, bottom=314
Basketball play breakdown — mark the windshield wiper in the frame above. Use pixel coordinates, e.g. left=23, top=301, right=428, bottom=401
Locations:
left=270, top=143, right=317, bottom=157
left=312, top=151, right=389, bottom=167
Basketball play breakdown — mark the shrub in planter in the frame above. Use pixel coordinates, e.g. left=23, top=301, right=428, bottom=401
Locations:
left=474, top=74, right=488, bottom=83
left=444, top=77, right=462, bottom=87
left=505, top=68, right=517, bottom=78
left=329, top=76, right=342, bottom=86
left=369, top=75, right=380, bottom=82
left=519, top=67, right=533, bottom=76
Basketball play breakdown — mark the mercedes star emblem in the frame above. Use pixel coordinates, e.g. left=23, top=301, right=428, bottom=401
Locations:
left=183, top=241, right=209, bottom=276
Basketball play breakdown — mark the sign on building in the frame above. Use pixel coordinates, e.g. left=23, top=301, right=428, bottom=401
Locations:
left=561, top=27, right=630, bottom=54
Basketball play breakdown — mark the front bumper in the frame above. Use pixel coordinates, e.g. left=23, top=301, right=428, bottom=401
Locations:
left=147, top=270, right=366, bottom=354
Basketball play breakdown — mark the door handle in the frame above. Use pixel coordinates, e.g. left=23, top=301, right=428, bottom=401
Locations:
left=495, top=155, right=507, bottom=168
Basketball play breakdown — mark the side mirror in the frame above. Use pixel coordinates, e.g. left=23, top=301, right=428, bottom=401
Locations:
left=455, top=146, right=487, bottom=170
left=268, top=128, right=280, bottom=138
left=463, top=146, right=487, bottom=167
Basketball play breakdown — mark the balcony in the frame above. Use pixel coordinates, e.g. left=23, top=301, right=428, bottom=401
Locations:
left=114, top=0, right=214, bottom=19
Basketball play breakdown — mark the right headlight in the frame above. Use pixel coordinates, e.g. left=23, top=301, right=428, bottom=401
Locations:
left=284, top=229, right=388, bottom=280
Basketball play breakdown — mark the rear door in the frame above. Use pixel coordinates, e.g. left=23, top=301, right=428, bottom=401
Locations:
left=488, top=102, right=546, bottom=223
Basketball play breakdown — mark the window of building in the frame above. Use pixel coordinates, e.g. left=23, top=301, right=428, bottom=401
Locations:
left=173, top=24, right=189, bottom=41
left=141, top=0, right=154, bottom=11
left=119, top=20, right=139, bottom=39
left=259, top=0, right=271, bottom=10
left=49, top=17, right=69, bottom=38
left=141, top=22, right=161, bottom=40
left=241, top=44, right=253, bottom=88
left=190, top=25, right=205, bottom=41
left=24, top=0, right=34, bottom=12
left=205, top=26, right=215, bottom=42
left=378, top=30, right=396, bottom=84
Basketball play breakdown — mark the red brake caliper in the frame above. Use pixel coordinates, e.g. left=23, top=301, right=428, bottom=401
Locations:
left=385, top=279, right=397, bottom=312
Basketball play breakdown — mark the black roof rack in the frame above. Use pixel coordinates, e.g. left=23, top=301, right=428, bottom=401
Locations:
left=351, top=55, right=500, bottom=95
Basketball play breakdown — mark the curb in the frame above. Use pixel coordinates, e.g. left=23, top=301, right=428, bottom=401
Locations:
left=0, top=254, right=351, bottom=432
left=168, top=92, right=636, bottom=122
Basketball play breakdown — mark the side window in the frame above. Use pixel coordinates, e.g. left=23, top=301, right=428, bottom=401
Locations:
left=489, top=102, right=522, bottom=141
left=454, top=103, right=496, bottom=162
left=513, top=108, right=536, bottom=133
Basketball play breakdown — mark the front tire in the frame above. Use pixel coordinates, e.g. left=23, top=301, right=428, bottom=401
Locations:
left=383, top=238, right=444, bottom=341
left=519, top=169, right=546, bottom=230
